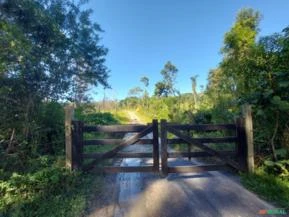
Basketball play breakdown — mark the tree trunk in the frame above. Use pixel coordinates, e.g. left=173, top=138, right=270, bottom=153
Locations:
left=270, top=111, right=279, bottom=161
left=7, top=128, right=15, bottom=153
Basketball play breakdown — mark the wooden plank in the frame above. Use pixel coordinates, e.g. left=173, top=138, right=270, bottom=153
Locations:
left=167, top=126, right=241, bottom=171
left=152, top=119, right=160, bottom=172
left=84, top=139, right=153, bottom=146
left=168, top=164, right=227, bottom=173
left=103, top=166, right=154, bottom=173
left=161, top=119, right=168, bottom=176
left=83, top=153, right=102, bottom=159
left=84, top=139, right=122, bottom=145
left=187, top=130, right=191, bottom=161
left=168, top=151, right=236, bottom=158
left=167, top=137, right=237, bottom=144
left=236, top=117, right=246, bottom=171
left=72, top=121, right=84, bottom=170
left=83, top=152, right=152, bottom=159
left=83, top=125, right=153, bottom=170
left=167, top=124, right=236, bottom=131
left=83, top=124, right=149, bottom=133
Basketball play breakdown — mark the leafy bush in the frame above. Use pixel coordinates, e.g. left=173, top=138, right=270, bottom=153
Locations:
left=0, top=155, right=96, bottom=217
left=263, top=160, right=289, bottom=179
left=76, top=111, right=119, bottom=125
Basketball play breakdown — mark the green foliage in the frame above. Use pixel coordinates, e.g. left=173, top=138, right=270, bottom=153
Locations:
left=128, top=87, right=143, bottom=98
left=264, top=160, right=289, bottom=178
left=0, top=104, right=124, bottom=217
left=241, top=167, right=289, bottom=207
left=0, top=0, right=109, bottom=154
left=75, top=108, right=119, bottom=125
left=154, top=61, right=178, bottom=97
left=0, top=155, right=99, bottom=217
left=205, top=8, right=289, bottom=160
left=36, top=102, right=65, bottom=154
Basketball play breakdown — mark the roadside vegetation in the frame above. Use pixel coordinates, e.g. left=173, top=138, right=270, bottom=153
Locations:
left=0, top=0, right=123, bottom=216
left=241, top=162, right=289, bottom=207
left=0, top=105, right=128, bottom=216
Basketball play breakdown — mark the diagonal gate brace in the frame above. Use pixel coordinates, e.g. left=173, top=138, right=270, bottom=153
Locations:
left=167, top=126, right=242, bottom=171
left=83, top=125, right=153, bottom=170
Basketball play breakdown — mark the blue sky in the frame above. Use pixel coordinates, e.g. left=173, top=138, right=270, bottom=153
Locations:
left=86, top=0, right=289, bottom=101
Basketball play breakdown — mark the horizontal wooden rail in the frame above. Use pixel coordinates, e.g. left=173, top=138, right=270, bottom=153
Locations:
left=103, top=166, right=154, bottom=173
left=83, top=124, right=149, bottom=133
left=83, top=152, right=153, bottom=159
left=167, top=137, right=237, bottom=144
left=167, top=164, right=227, bottom=173
left=167, top=124, right=236, bottom=131
left=84, top=139, right=153, bottom=146
left=168, top=151, right=236, bottom=158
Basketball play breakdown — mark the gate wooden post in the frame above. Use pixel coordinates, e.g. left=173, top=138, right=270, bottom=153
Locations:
left=65, top=105, right=83, bottom=170
left=161, top=119, right=168, bottom=176
left=187, top=130, right=191, bottom=161
left=242, top=104, right=254, bottom=173
left=65, top=105, right=74, bottom=170
left=236, top=105, right=254, bottom=173
left=152, top=119, right=159, bottom=173
left=72, top=120, right=84, bottom=170
left=236, top=117, right=246, bottom=171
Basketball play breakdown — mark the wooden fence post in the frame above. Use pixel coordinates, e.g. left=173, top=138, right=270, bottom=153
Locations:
left=161, top=119, right=168, bottom=176
left=72, top=120, right=84, bottom=170
left=242, top=104, right=254, bottom=173
left=152, top=119, right=159, bottom=173
left=187, top=129, right=191, bottom=161
left=236, top=105, right=254, bottom=173
left=236, top=117, right=247, bottom=171
left=65, top=105, right=83, bottom=170
left=65, top=105, right=74, bottom=170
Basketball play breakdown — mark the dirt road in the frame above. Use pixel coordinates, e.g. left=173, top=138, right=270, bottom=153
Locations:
left=87, top=111, right=277, bottom=217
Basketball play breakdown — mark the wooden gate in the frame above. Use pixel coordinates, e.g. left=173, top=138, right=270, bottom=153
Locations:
left=65, top=105, right=253, bottom=175
left=65, top=108, right=159, bottom=173
left=160, top=105, right=254, bottom=176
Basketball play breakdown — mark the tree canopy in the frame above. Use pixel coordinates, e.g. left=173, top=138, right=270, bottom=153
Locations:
left=154, top=61, right=178, bottom=97
left=0, top=0, right=109, bottom=148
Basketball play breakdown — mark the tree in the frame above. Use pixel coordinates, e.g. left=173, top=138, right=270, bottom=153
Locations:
left=205, top=7, right=289, bottom=161
left=154, top=61, right=178, bottom=97
left=154, top=81, right=167, bottom=97
left=128, top=87, right=143, bottom=98
left=0, top=0, right=109, bottom=152
left=246, top=27, right=289, bottom=160
left=140, top=76, right=149, bottom=108
left=140, top=76, right=149, bottom=88
left=221, top=8, right=260, bottom=98
left=190, top=75, right=198, bottom=107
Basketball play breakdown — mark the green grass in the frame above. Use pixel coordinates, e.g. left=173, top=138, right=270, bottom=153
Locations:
left=134, top=109, right=153, bottom=124
left=112, top=110, right=131, bottom=124
left=241, top=167, right=289, bottom=208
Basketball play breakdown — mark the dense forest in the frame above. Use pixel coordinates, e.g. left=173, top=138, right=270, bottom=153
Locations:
left=0, top=1, right=288, bottom=216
